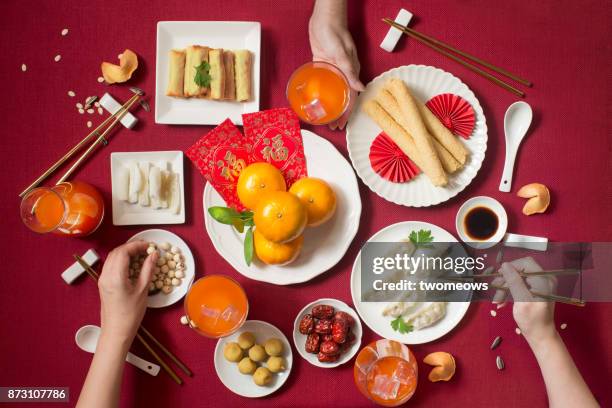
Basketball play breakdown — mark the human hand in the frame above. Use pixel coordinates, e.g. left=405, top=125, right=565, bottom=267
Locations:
left=309, top=0, right=365, bottom=130
left=98, top=241, right=157, bottom=341
left=492, top=258, right=557, bottom=346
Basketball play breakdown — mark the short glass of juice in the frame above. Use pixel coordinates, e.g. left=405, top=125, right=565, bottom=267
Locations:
left=354, top=339, right=418, bottom=406
left=286, top=61, right=351, bottom=125
left=20, top=181, right=105, bottom=237
left=184, top=275, right=249, bottom=338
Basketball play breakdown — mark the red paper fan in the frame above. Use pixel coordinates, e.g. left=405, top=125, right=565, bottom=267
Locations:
left=426, top=93, right=475, bottom=139
left=369, top=132, right=421, bottom=183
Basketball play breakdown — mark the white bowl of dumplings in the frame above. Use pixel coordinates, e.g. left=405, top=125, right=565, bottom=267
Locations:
left=111, top=151, right=185, bottom=225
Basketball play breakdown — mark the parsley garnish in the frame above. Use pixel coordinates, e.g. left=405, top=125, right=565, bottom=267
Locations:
left=390, top=317, right=413, bottom=334
left=194, top=61, right=211, bottom=88
left=409, top=229, right=434, bottom=248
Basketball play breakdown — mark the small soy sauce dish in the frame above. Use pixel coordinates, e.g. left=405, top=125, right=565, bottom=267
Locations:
left=455, top=196, right=508, bottom=249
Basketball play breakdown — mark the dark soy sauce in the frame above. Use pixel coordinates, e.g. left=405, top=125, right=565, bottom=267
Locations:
left=464, top=206, right=499, bottom=240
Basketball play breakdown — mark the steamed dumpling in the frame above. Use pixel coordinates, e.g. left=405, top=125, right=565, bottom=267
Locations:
left=405, top=302, right=446, bottom=330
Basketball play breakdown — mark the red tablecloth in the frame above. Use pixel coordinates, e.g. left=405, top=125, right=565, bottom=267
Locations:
left=1, top=1, right=611, bottom=407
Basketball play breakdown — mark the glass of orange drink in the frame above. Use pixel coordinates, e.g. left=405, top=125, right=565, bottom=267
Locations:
left=184, top=275, right=249, bottom=338
left=286, top=61, right=351, bottom=125
left=354, top=339, right=418, bottom=406
left=20, top=181, right=105, bottom=237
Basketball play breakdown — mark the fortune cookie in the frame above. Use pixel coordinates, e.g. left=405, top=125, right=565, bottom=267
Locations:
left=517, top=183, right=550, bottom=215
left=101, top=49, right=139, bottom=84
left=423, top=352, right=456, bottom=382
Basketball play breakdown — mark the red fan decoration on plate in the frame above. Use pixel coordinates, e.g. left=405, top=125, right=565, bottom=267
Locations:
left=369, top=132, right=421, bottom=183
left=426, top=93, right=475, bottom=139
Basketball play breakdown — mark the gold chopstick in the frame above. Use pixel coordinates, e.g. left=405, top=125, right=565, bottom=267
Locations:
left=56, top=95, right=140, bottom=184
left=19, top=93, right=141, bottom=197
left=451, top=268, right=579, bottom=279
left=490, top=283, right=586, bottom=307
left=383, top=18, right=526, bottom=97
left=73, top=254, right=188, bottom=384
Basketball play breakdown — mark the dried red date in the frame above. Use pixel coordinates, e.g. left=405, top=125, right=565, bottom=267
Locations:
left=317, top=351, right=340, bottom=363
left=299, top=314, right=314, bottom=334
left=312, top=304, right=334, bottom=319
left=314, top=319, right=332, bottom=334
left=332, top=319, right=348, bottom=344
left=339, top=330, right=356, bottom=354
left=322, top=334, right=334, bottom=342
left=333, top=311, right=355, bottom=328
left=305, top=333, right=320, bottom=354
left=320, top=340, right=340, bottom=355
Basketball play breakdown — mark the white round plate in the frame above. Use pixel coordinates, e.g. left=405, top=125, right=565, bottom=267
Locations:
left=127, top=229, right=195, bottom=308
left=293, top=298, right=362, bottom=368
left=204, top=129, right=362, bottom=285
left=346, top=65, right=488, bottom=207
left=350, top=221, right=470, bottom=344
left=214, top=320, right=293, bottom=398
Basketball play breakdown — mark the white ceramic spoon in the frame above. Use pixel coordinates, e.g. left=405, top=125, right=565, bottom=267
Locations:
left=499, top=101, right=533, bottom=192
left=75, top=325, right=160, bottom=376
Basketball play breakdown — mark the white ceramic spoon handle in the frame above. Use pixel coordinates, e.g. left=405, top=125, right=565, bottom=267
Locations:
left=126, top=351, right=160, bottom=376
left=499, top=144, right=518, bottom=192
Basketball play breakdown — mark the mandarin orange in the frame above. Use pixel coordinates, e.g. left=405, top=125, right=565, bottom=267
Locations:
left=288, top=177, right=336, bottom=226
left=253, top=191, right=307, bottom=243
left=237, top=163, right=286, bottom=209
left=254, top=229, right=304, bottom=265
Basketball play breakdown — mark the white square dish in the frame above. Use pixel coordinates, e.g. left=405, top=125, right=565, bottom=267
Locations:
left=111, top=151, right=185, bottom=225
left=155, top=21, right=261, bottom=125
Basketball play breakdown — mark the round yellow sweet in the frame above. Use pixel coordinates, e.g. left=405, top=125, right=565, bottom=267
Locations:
left=223, top=342, right=242, bottom=362
left=248, top=344, right=268, bottom=362
left=253, top=367, right=272, bottom=386
left=237, top=331, right=256, bottom=349
left=267, top=356, right=286, bottom=373
left=238, top=357, right=257, bottom=375
left=264, top=338, right=284, bottom=357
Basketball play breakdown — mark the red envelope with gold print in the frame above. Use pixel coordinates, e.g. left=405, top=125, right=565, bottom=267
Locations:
left=185, top=119, right=252, bottom=210
left=242, top=108, right=307, bottom=186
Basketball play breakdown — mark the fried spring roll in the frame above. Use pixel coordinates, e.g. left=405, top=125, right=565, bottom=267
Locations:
left=208, top=49, right=225, bottom=100
left=184, top=45, right=209, bottom=97
left=384, top=79, right=447, bottom=186
left=375, top=89, right=462, bottom=174
left=166, top=50, right=186, bottom=97
left=223, top=51, right=236, bottom=100
left=234, top=50, right=252, bottom=102
left=363, top=100, right=426, bottom=175
left=417, top=102, right=469, bottom=165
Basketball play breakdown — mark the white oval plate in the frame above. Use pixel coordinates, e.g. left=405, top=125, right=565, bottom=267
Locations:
left=127, top=229, right=195, bottom=308
left=346, top=65, right=488, bottom=207
left=214, top=320, right=292, bottom=398
left=292, top=298, right=362, bottom=368
left=204, top=129, right=362, bottom=285
left=350, top=221, right=470, bottom=344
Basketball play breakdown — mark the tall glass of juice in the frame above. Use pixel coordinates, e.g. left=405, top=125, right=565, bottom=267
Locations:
left=286, top=61, right=351, bottom=125
left=20, top=181, right=105, bottom=237
left=184, top=275, right=249, bottom=338
left=354, top=339, right=418, bottom=406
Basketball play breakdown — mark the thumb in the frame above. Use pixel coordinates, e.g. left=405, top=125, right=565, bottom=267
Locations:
left=500, top=262, right=533, bottom=302
left=138, top=251, right=158, bottom=291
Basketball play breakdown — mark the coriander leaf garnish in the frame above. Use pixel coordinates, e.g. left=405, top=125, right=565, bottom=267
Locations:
left=194, top=61, right=211, bottom=88
left=390, top=317, right=413, bottom=334
left=409, top=229, right=434, bottom=248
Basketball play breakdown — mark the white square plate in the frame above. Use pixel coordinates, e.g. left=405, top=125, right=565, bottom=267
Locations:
left=111, top=151, right=185, bottom=225
left=155, top=21, right=261, bottom=125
